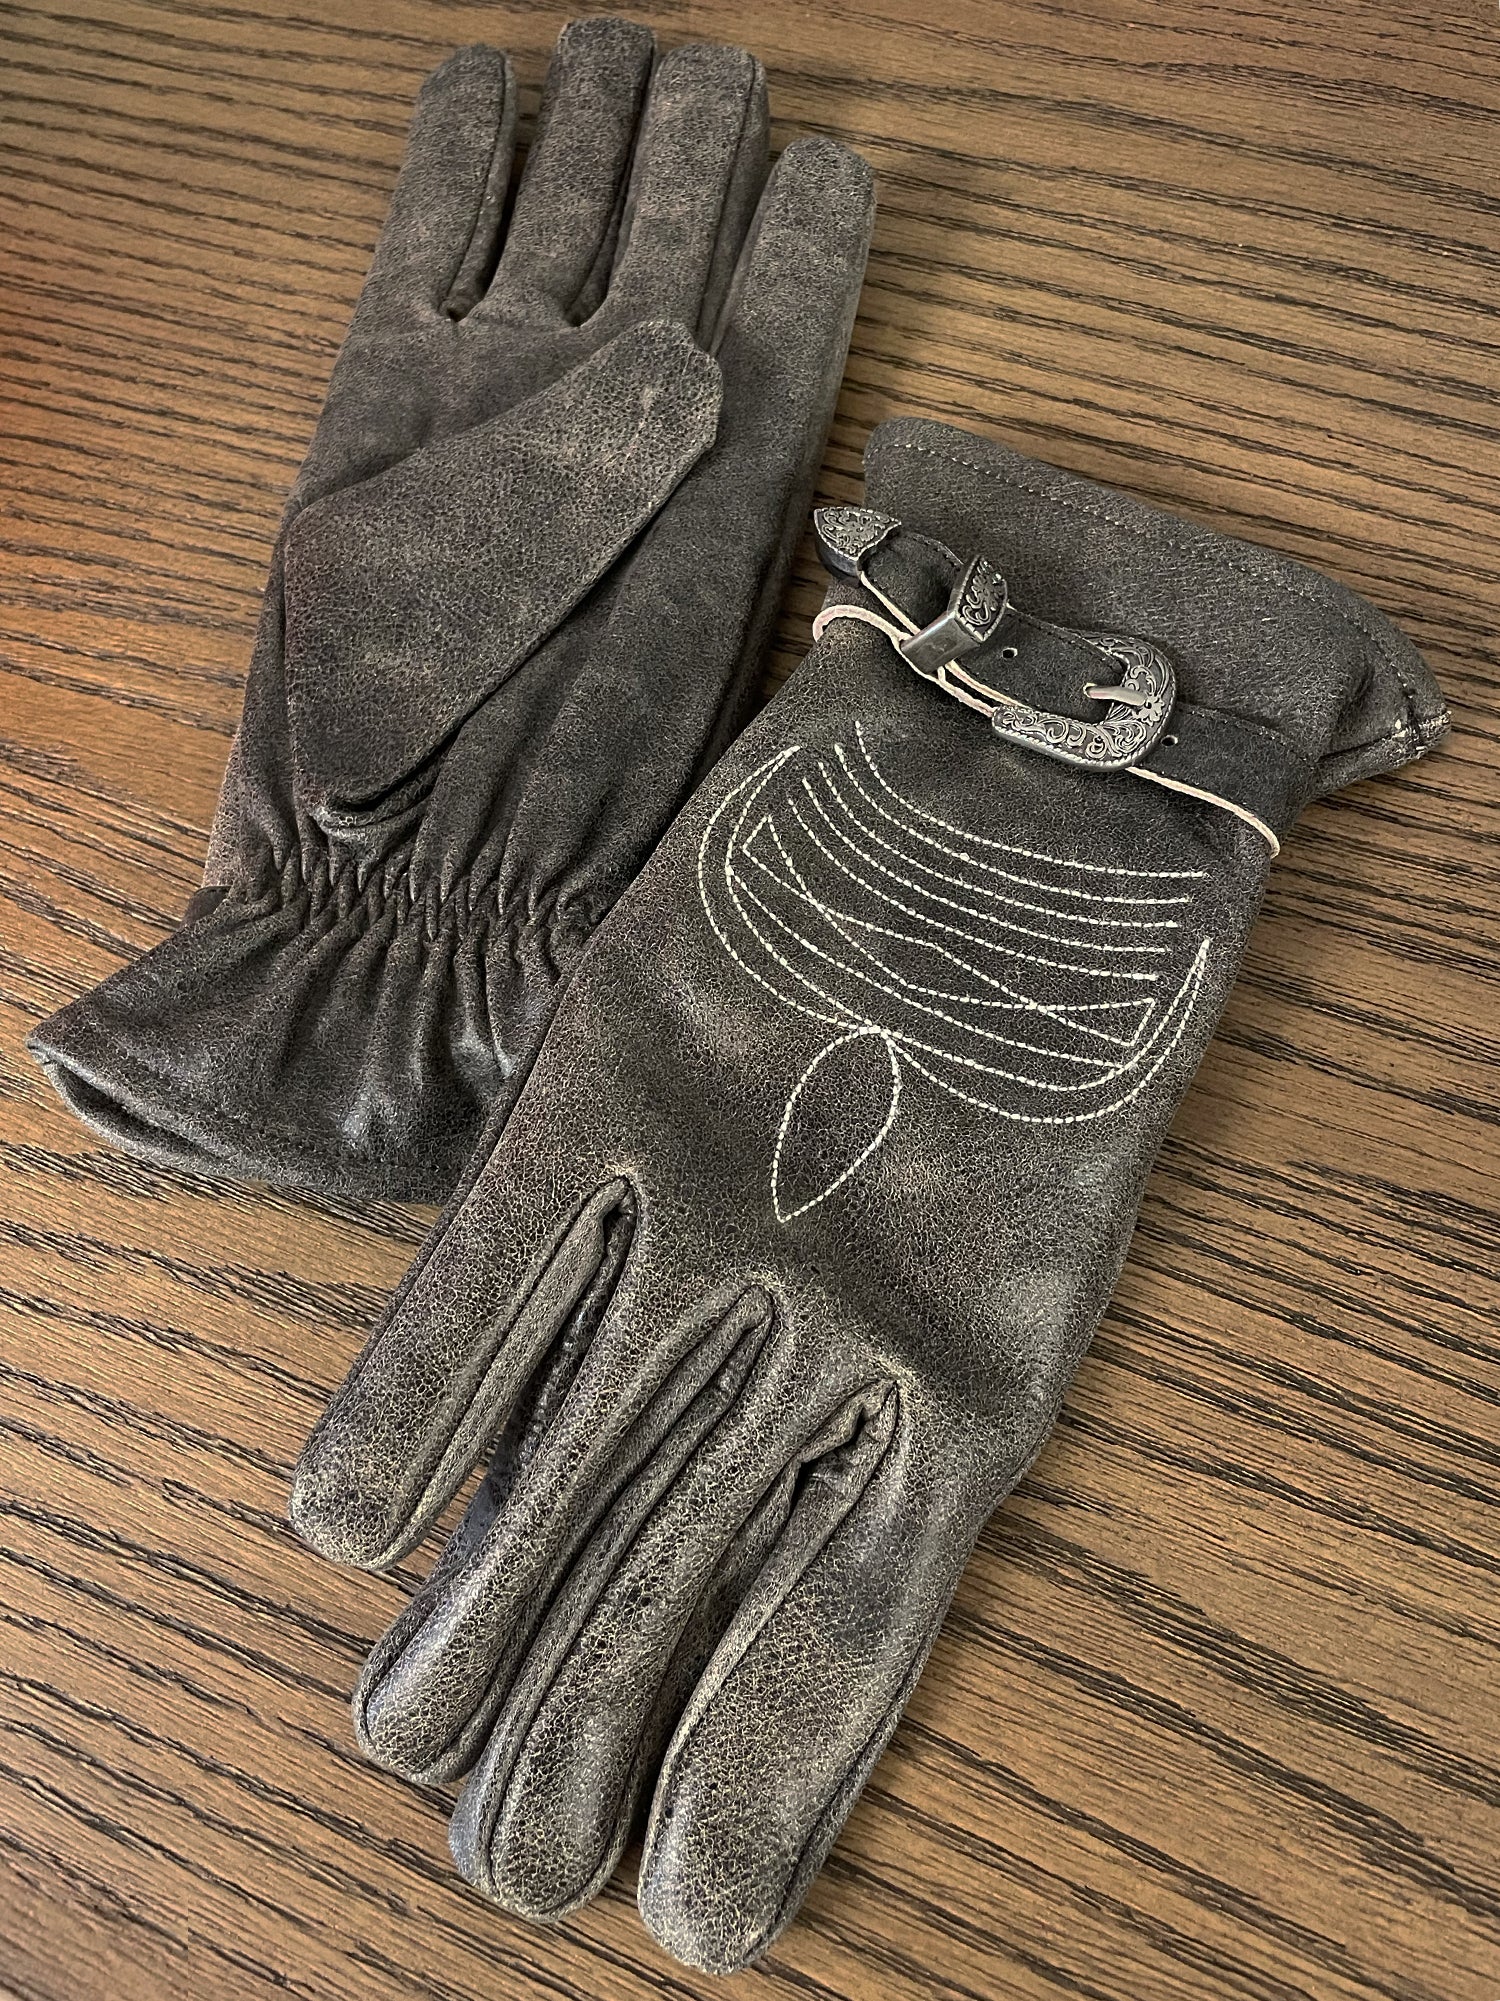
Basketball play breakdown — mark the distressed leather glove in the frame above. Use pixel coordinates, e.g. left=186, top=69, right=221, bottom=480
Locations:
left=290, top=418, right=1447, bottom=1970
left=30, top=17, right=873, bottom=1199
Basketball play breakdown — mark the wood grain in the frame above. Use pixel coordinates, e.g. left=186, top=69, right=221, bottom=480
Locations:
left=1, top=1, right=1496, bottom=1996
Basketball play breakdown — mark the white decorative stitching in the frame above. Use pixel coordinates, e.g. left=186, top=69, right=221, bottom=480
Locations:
left=852, top=722, right=1207, bottom=880
left=812, top=763, right=1181, bottom=932
left=699, top=737, right=1213, bottom=1223
left=772, top=1028, right=903, bottom=1224
left=837, top=733, right=1199, bottom=904
left=738, top=820, right=1131, bottom=1071
left=791, top=784, right=1168, bottom=969
left=747, top=814, right=1151, bottom=1050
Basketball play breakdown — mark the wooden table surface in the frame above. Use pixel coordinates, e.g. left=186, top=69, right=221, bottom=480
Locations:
left=2, top=2, right=1496, bottom=1997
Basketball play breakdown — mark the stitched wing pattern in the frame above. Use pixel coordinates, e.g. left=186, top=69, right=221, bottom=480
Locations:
left=697, top=725, right=1212, bottom=1222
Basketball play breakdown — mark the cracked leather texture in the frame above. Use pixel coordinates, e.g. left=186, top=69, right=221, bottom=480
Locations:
left=290, top=419, right=1448, bottom=1971
left=29, top=18, right=874, bottom=1201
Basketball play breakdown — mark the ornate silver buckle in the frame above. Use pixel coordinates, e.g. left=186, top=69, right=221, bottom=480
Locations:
left=813, top=505, right=1176, bottom=773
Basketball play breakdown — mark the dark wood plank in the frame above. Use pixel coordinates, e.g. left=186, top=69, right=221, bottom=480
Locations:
left=0, top=1, right=1496, bottom=1996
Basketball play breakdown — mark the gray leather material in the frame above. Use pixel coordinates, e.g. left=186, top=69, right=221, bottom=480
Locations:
left=28, top=19, right=875, bottom=1201
left=290, top=420, right=1448, bottom=1971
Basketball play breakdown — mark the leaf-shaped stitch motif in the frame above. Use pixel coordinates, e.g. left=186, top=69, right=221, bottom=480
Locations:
left=771, top=1027, right=902, bottom=1224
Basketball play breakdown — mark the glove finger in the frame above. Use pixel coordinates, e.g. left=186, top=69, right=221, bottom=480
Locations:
left=598, top=134, right=867, bottom=754
left=638, top=1404, right=959, bottom=1975
left=351, top=1276, right=777, bottom=1782
left=598, top=40, right=768, bottom=340
left=711, top=131, right=874, bottom=411
left=363, top=45, right=517, bottom=318
left=449, top=1353, right=887, bottom=1923
left=289, top=1153, right=631, bottom=1570
left=488, top=16, right=654, bottom=321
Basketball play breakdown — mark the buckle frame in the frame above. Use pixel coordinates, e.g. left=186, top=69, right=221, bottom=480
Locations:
left=985, top=633, right=1176, bottom=771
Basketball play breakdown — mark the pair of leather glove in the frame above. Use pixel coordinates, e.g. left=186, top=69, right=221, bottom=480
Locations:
left=32, top=16, right=1449, bottom=1978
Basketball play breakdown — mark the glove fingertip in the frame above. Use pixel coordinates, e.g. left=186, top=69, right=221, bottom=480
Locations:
left=287, top=1436, right=403, bottom=1573
left=419, top=41, right=510, bottom=96
left=767, top=133, right=876, bottom=255
left=365, top=43, right=518, bottom=317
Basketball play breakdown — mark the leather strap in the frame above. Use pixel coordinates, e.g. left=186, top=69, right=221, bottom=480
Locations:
left=816, top=522, right=1313, bottom=850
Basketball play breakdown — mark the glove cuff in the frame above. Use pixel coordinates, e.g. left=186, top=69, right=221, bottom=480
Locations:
left=28, top=858, right=570, bottom=1200
left=858, top=419, right=1449, bottom=813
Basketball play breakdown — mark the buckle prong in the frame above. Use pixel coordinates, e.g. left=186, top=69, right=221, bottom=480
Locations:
left=1083, top=681, right=1150, bottom=707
